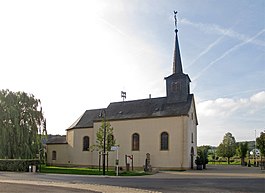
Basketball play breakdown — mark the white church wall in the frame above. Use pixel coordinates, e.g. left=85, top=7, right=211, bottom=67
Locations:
left=46, top=144, right=69, bottom=166
left=92, top=116, right=189, bottom=170
left=69, top=127, right=94, bottom=166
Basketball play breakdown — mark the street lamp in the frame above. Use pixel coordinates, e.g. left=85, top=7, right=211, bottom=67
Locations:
left=254, top=129, right=257, bottom=166
left=99, top=109, right=107, bottom=175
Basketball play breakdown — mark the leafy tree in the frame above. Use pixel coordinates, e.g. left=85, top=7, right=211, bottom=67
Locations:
left=0, top=89, right=46, bottom=159
left=90, top=120, right=116, bottom=152
left=90, top=120, right=117, bottom=171
left=237, top=142, right=248, bottom=166
left=216, top=132, right=236, bottom=164
left=256, top=131, right=265, bottom=159
left=197, top=146, right=210, bottom=169
left=207, top=146, right=217, bottom=162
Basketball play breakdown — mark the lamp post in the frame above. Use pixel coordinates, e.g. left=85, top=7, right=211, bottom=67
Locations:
left=254, top=129, right=257, bottom=166
left=99, top=109, right=107, bottom=175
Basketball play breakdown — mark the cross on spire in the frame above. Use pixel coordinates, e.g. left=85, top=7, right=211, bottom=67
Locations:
left=174, top=11, right=178, bottom=30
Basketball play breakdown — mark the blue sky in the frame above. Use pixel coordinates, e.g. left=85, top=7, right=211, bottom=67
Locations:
left=0, top=0, right=264, bottom=146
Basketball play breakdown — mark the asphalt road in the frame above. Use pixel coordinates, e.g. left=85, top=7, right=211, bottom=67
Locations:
left=0, top=182, right=98, bottom=193
left=0, top=165, right=264, bottom=193
left=1, top=178, right=264, bottom=193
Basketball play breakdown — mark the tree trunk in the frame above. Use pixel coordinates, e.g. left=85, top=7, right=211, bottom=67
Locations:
left=241, top=157, right=245, bottom=166
left=227, top=157, right=230, bottom=164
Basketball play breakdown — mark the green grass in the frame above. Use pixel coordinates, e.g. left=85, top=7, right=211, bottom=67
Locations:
left=208, top=159, right=260, bottom=165
left=40, top=165, right=148, bottom=176
left=208, top=161, right=241, bottom=165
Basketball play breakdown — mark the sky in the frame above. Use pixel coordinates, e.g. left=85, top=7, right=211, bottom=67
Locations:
left=0, top=0, right=264, bottom=146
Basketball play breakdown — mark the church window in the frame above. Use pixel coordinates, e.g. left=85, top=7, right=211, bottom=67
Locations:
left=171, top=81, right=181, bottom=92
left=161, top=132, right=169, bottom=150
left=191, top=133, right=194, bottom=143
left=52, top=151, right=56, bottom=160
left=132, top=133, right=140, bottom=151
left=83, top=136, right=90, bottom=151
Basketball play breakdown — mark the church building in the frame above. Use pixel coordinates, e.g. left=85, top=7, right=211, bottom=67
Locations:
left=46, top=23, right=198, bottom=170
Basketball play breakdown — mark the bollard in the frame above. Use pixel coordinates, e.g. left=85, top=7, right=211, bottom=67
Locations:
left=32, top=165, right=36, bottom=173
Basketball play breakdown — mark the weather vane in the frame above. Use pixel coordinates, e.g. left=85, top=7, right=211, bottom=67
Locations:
left=174, top=11, right=178, bottom=29
left=121, top=91, right=126, bottom=102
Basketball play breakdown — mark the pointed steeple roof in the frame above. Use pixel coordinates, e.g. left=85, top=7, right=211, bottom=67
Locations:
left=172, top=11, right=183, bottom=74
left=165, top=12, right=191, bottom=103
left=173, top=29, right=183, bottom=74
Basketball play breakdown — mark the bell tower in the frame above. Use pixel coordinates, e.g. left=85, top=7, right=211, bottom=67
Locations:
left=165, top=12, right=191, bottom=103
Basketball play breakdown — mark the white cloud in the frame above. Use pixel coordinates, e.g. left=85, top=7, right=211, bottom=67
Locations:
left=198, top=91, right=265, bottom=117
left=197, top=91, right=265, bottom=145
left=250, top=91, right=265, bottom=104
left=0, top=1, right=168, bottom=134
left=198, top=98, right=244, bottom=117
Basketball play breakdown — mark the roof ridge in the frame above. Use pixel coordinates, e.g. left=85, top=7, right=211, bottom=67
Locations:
left=85, top=108, right=106, bottom=112
left=108, top=96, right=166, bottom=106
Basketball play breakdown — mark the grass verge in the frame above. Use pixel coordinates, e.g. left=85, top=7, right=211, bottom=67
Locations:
left=40, top=165, right=148, bottom=176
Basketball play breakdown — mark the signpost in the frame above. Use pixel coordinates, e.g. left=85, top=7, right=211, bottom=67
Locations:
left=111, top=146, right=119, bottom=176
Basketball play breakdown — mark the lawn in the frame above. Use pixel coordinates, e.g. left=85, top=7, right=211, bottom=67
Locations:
left=40, top=165, right=148, bottom=176
left=208, top=161, right=241, bottom=165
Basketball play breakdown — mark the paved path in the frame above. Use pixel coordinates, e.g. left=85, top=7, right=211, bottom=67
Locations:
left=0, top=165, right=264, bottom=192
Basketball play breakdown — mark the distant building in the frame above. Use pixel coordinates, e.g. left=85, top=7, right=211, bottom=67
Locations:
left=46, top=25, right=198, bottom=170
left=250, top=149, right=260, bottom=156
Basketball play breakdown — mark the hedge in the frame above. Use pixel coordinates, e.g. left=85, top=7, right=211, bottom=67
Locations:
left=0, top=159, right=40, bottom=172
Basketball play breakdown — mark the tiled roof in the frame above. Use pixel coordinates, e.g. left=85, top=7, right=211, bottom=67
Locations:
left=106, top=94, right=193, bottom=120
left=68, top=94, right=194, bottom=129
left=46, top=135, right=67, bottom=144
left=68, top=108, right=103, bottom=129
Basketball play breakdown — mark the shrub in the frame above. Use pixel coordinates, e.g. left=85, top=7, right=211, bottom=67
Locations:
left=195, top=156, right=203, bottom=165
left=0, top=159, right=40, bottom=172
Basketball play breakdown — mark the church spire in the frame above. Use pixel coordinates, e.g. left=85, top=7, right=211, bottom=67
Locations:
left=172, top=11, right=183, bottom=74
left=165, top=11, right=190, bottom=103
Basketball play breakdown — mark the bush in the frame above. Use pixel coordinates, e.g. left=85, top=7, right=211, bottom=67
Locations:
left=195, top=156, right=203, bottom=165
left=0, top=159, right=40, bottom=172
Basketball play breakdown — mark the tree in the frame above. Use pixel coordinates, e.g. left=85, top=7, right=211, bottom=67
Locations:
left=90, top=120, right=117, bottom=171
left=91, top=120, right=116, bottom=152
left=237, top=142, right=248, bottom=166
left=216, top=132, right=236, bottom=164
left=256, top=131, right=265, bottom=160
left=197, top=146, right=210, bottom=169
left=0, top=89, right=46, bottom=159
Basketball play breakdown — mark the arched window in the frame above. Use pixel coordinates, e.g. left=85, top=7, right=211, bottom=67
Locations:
left=161, top=132, right=169, bottom=150
left=52, top=151, right=56, bottom=160
left=190, top=147, right=194, bottom=169
left=83, top=136, right=89, bottom=151
left=132, top=133, right=140, bottom=151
